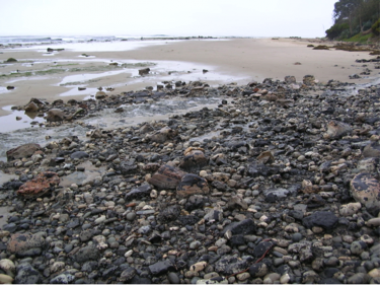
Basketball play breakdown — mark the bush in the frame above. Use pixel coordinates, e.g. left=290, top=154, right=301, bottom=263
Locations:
left=371, top=18, right=380, bottom=36
left=326, top=23, right=349, bottom=39
left=5, top=58, right=17, bottom=63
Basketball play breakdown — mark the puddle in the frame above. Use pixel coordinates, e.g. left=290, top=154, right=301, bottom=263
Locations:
left=0, top=86, right=12, bottom=94
left=60, top=161, right=106, bottom=187
left=0, top=105, right=45, bottom=133
left=0, top=171, right=18, bottom=186
left=59, top=69, right=130, bottom=85
left=59, top=87, right=98, bottom=97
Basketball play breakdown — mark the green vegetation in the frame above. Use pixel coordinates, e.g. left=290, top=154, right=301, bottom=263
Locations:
left=326, top=0, right=380, bottom=43
left=5, top=58, right=17, bottom=63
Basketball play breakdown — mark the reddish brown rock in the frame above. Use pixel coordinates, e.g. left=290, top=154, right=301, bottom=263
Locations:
left=17, top=172, right=60, bottom=198
left=148, top=165, right=186, bottom=190
left=179, top=147, right=208, bottom=172
left=6, top=143, right=41, bottom=162
left=177, top=173, right=210, bottom=198
left=7, top=232, right=46, bottom=256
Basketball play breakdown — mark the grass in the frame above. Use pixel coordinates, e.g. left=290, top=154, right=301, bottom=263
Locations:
left=342, top=33, right=373, bottom=44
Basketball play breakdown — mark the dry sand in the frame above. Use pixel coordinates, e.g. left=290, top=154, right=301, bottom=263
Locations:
left=0, top=38, right=377, bottom=117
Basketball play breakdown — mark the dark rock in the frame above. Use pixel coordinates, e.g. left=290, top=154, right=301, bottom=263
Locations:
left=253, top=239, right=276, bottom=258
left=179, top=148, right=208, bottom=172
left=303, top=211, right=339, bottom=230
left=221, top=219, right=256, bottom=236
left=177, top=173, right=210, bottom=198
left=73, top=245, right=100, bottom=263
left=149, top=260, right=173, bottom=275
left=119, top=267, right=136, bottom=282
left=15, top=263, right=42, bottom=284
left=363, top=142, right=380, bottom=157
left=184, top=195, right=206, bottom=211
left=46, top=108, right=66, bottom=122
left=157, top=205, right=181, bottom=224
left=50, top=272, right=76, bottom=284
left=325, top=120, right=352, bottom=139
left=138, top=68, right=150, bottom=76
left=178, top=215, right=200, bottom=225
left=125, top=183, right=152, bottom=200
left=70, top=151, right=89, bottom=160
left=249, top=262, right=268, bottom=277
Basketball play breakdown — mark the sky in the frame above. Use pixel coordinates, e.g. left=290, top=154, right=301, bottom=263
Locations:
left=0, top=0, right=337, bottom=38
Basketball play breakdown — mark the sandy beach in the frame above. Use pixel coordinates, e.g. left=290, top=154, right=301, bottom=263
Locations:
left=0, top=38, right=377, bottom=118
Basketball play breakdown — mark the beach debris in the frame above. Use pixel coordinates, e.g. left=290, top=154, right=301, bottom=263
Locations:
left=139, top=68, right=150, bottom=76
left=6, top=86, right=15, bottom=90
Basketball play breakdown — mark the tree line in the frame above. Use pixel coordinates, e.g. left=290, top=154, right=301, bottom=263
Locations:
left=326, top=0, right=380, bottom=42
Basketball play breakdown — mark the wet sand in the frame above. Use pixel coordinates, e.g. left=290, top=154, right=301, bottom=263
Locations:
left=0, top=38, right=377, bottom=117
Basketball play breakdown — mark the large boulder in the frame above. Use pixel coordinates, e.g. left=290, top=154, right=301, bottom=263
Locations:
left=6, top=143, right=41, bottom=162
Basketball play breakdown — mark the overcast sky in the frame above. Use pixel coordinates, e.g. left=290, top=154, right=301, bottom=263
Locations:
left=0, top=0, right=337, bottom=38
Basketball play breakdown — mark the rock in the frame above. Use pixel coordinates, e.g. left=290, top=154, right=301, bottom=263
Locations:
left=249, top=262, right=268, bottom=277
left=73, top=245, right=100, bottom=263
left=95, top=91, right=107, bottom=100
left=149, top=260, right=173, bottom=275
left=366, top=217, right=380, bottom=227
left=350, top=173, right=380, bottom=213
left=46, top=108, right=66, bottom=122
left=303, top=75, right=315, bottom=86
left=347, top=273, right=369, bottom=284
left=177, top=174, right=210, bottom=198
left=179, top=147, right=208, bottom=172
left=221, top=219, right=256, bottom=236
left=50, top=272, right=76, bottom=284
left=253, top=239, right=276, bottom=258
left=24, top=101, right=39, bottom=112
left=157, top=205, right=181, bottom=223
left=125, top=183, right=152, bottom=200
left=17, top=172, right=60, bottom=198
left=214, top=255, right=253, bottom=275
left=119, top=267, right=136, bottom=282
left=357, top=157, right=379, bottom=172
left=14, top=264, right=42, bottom=284
left=149, top=127, right=178, bottom=143
left=70, top=151, right=89, bottom=160
left=7, top=232, right=46, bottom=256
left=139, top=68, right=150, bottom=76
left=350, top=241, right=367, bottom=255
left=339, top=202, right=361, bottom=216
left=0, top=259, right=15, bottom=276
left=168, top=272, right=180, bottom=284
left=363, top=142, right=380, bottom=158
left=288, top=241, right=313, bottom=262
left=149, top=165, right=186, bottom=189
left=325, top=120, right=352, bottom=139
left=0, top=274, right=13, bottom=284
left=6, top=143, right=41, bottom=161
left=303, top=211, right=338, bottom=230
left=284, top=76, right=296, bottom=84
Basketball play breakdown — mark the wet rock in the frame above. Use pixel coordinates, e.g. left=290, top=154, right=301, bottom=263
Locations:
left=325, top=120, right=352, bottom=139
left=24, top=101, right=39, bottom=112
left=350, top=173, right=380, bottom=213
left=14, top=263, right=42, bottom=284
left=7, top=232, right=46, bottom=256
left=303, top=211, right=339, bottom=230
left=139, top=68, right=150, bottom=76
left=177, top=173, right=210, bottom=198
left=95, top=91, right=107, bottom=100
left=17, top=172, right=60, bottom=198
left=149, top=165, right=186, bottom=189
left=6, top=143, right=41, bottom=161
left=46, top=108, right=66, bottom=122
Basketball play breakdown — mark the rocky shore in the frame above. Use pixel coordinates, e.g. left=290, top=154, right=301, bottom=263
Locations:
left=0, top=63, right=380, bottom=284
